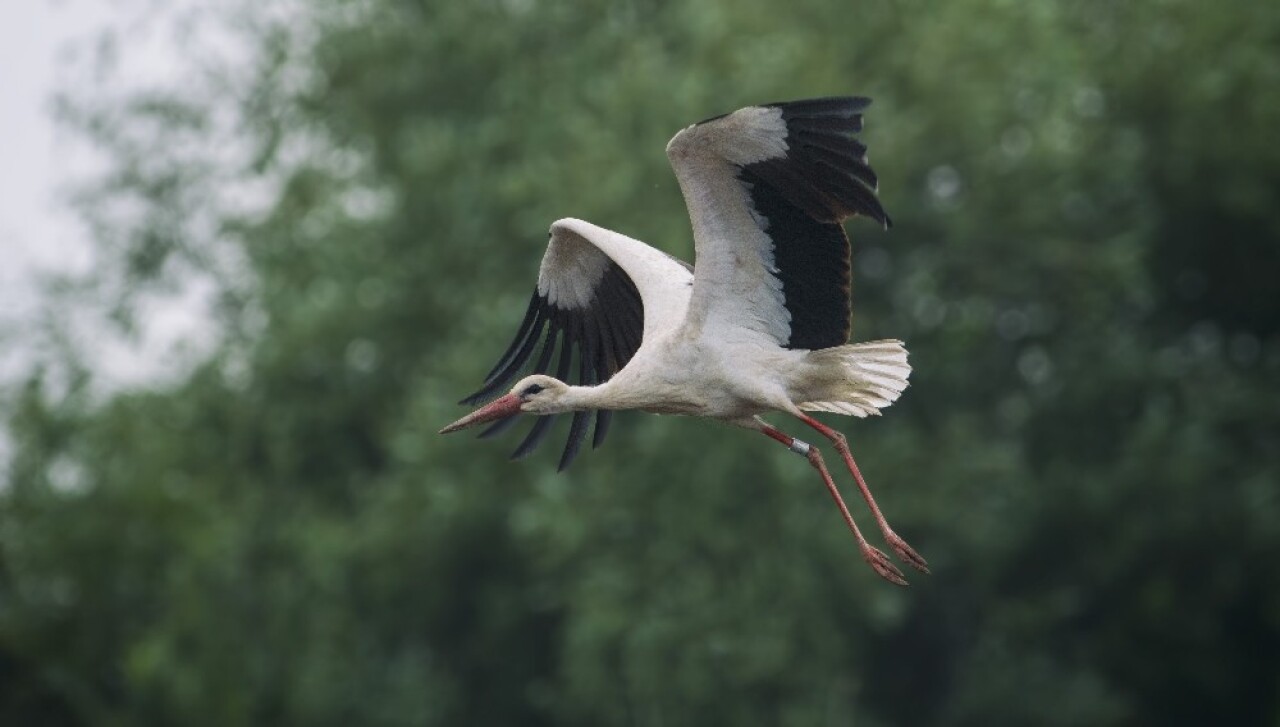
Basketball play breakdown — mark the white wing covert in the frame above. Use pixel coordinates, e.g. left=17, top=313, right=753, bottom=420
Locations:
left=666, top=97, right=891, bottom=351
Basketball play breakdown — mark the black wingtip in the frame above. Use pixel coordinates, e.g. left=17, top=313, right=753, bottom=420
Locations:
left=696, top=97, right=872, bottom=128
left=477, top=414, right=521, bottom=440
left=765, top=96, right=872, bottom=118
left=742, top=94, right=891, bottom=228
left=557, top=410, right=591, bottom=472
left=592, top=409, right=612, bottom=449
left=511, top=415, right=555, bottom=460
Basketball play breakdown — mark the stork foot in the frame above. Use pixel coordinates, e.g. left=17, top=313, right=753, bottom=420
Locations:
left=885, top=531, right=930, bottom=574
left=890, top=535, right=931, bottom=573
left=862, top=544, right=909, bottom=586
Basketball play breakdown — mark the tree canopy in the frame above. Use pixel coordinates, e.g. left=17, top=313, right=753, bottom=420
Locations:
left=3, top=1, right=1279, bottom=724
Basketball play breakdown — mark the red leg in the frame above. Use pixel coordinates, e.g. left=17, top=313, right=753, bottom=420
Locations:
left=757, top=422, right=907, bottom=585
left=796, top=414, right=929, bottom=574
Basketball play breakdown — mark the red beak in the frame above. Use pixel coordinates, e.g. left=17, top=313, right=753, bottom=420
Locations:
left=439, top=393, right=523, bottom=434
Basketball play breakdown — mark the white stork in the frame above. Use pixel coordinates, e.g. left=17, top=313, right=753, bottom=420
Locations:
left=440, top=97, right=926, bottom=585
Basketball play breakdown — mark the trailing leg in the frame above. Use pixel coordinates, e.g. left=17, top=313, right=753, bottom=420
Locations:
left=755, top=420, right=908, bottom=585
left=796, top=414, right=929, bottom=574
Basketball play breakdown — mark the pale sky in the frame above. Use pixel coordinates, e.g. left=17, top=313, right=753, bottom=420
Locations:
left=0, top=2, right=102, bottom=309
left=0, top=1, right=218, bottom=394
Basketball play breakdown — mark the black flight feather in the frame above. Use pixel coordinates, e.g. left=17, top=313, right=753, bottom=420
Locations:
left=737, top=96, right=891, bottom=350
left=461, top=257, right=645, bottom=469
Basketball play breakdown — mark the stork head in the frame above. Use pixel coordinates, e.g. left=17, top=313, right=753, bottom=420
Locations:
left=438, top=375, right=571, bottom=434
left=506, top=375, right=572, bottom=414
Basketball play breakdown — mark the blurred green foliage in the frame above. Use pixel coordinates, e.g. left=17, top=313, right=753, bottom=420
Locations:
left=3, top=0, right=1279, bottom=724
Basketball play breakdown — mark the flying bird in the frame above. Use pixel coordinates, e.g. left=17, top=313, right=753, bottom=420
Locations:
left=440, top=97, right=926, bottom=584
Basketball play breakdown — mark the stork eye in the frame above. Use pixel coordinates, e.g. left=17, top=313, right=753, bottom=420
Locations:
left=521, top=383, right=545, bottom=397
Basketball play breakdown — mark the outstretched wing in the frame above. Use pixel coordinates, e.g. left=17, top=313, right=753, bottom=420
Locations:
left=666, top=97, right=890, bottom=350
left=460, top=218, right=693, bottom=471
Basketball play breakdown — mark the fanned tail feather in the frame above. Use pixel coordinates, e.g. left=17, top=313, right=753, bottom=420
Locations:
left=797, top=340, right=910, bottom=417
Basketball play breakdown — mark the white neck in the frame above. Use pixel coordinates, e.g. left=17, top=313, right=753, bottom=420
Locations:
left=530, top=379, right=653, bottom=415
left=558, top=384, right=612, bottom=412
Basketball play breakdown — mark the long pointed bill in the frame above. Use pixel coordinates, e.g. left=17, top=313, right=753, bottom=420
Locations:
left=439, top=393, right=523, bottom=434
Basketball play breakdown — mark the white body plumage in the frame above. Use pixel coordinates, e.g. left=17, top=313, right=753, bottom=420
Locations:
left=441, top=97, right=928, bottom=585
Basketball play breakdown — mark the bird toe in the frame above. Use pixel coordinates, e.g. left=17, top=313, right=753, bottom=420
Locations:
left=886, top=532, right=930, bottom=574
left=862, top=545, right=909, bottom=586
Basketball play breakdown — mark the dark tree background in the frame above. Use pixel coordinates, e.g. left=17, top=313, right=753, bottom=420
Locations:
left=3, top=1, right=1278, bottom=724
